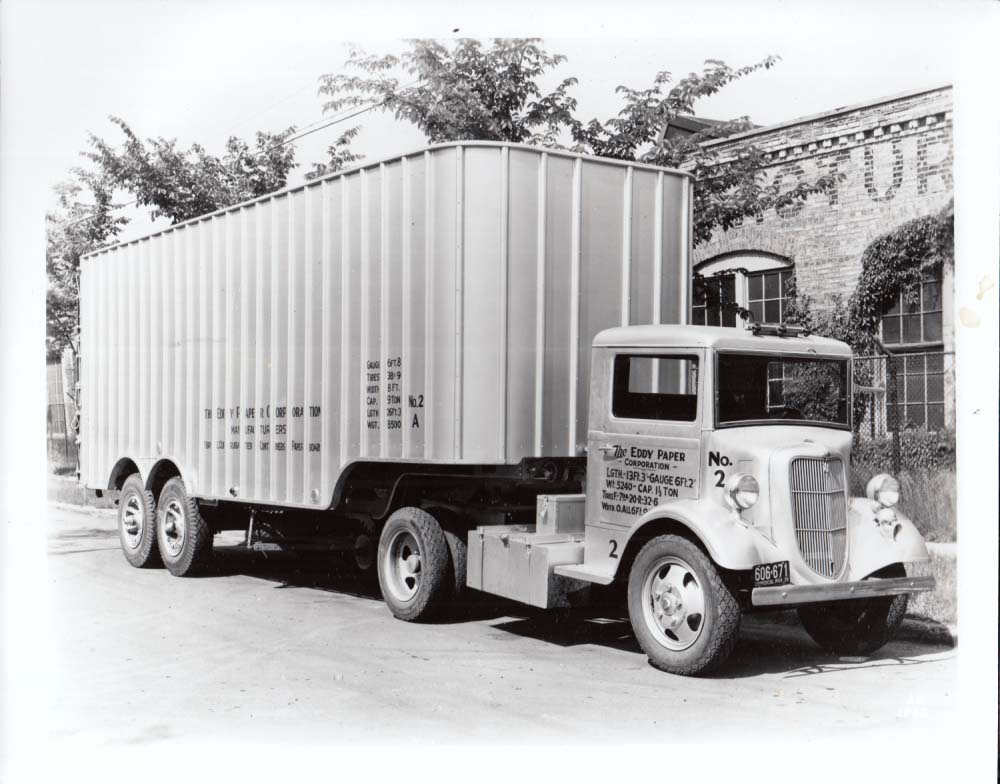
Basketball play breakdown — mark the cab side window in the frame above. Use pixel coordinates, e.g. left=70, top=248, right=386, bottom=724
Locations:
left=612, top=355, right=698, bottom=422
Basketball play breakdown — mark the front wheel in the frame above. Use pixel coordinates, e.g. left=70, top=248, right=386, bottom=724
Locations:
left=627, top=535, right=741, bottom=676
left=797, top=565, right=909, bottom=656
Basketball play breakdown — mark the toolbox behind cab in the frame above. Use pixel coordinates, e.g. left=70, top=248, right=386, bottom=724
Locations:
left=467, top=494, right=590, bottom=608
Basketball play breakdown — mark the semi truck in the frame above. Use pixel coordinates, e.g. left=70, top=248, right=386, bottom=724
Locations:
left=80, top=141, right=934, bottom=675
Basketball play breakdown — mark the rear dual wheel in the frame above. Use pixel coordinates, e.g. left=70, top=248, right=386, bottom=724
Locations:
left=377, top=507, right=463, bottom=622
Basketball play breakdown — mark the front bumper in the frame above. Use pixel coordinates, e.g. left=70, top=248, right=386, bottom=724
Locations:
left=751, top=575, right=936, bottom=607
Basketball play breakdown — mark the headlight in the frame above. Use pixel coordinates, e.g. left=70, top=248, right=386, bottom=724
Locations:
left=726, top=473, right=759, bottom=510
left=866, top=473, right=900, bottom=508
left=876, top=507, right=901, bottom=540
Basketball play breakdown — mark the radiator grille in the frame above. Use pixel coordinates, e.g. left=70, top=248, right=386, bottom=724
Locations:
left=789, top=457, right=848, bottom=578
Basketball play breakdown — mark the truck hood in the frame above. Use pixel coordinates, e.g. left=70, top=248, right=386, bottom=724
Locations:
left=705, top=425, right=852, bottom=466
left=702, top=425, right=853, bottom=541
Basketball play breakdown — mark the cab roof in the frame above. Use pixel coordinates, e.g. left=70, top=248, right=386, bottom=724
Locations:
left=593, top=324, right=853, bottom=357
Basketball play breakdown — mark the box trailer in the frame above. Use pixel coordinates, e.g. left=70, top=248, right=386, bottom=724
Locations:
left=81, top=141, right=933, bottom=676
left=80, top=142, right=691, bottom=508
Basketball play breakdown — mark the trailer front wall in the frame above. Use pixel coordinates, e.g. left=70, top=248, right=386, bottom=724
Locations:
left=80, top=143, right=691, bottom=509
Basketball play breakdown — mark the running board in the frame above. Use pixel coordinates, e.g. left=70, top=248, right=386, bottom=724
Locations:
left=554, top=564, right=615, bottom=586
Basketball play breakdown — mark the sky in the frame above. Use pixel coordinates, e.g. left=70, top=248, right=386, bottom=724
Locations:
left=7, top=0, right=984, bottom=242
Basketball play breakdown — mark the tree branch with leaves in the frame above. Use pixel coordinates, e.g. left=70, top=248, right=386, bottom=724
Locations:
left=317, top=39, right=580, bottom=147
left=569, top=57, right=842, bottom=246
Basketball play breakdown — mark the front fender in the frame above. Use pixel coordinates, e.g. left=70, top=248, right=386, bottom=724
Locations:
left=845, top=497, right=930, bottom=580
left=613, top=499, right=781, bottom=577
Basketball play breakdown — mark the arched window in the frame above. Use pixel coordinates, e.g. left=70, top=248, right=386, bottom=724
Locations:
left=692, top=253, right=794, bottom=327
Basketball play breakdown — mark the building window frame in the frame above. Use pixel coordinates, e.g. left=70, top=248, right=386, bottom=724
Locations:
left=879, top=273, right=944, bottom=349
left=691, top=252, right=794, bottom=327
left=880, top=271, right=946, bottom=431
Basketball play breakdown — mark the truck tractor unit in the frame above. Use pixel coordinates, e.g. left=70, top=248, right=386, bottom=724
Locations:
left=80, top=142, right=934, bottom=675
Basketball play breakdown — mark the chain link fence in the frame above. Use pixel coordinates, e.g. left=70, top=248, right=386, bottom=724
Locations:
left=47, top=349, right=80, bottom=471
left=852, top=350, right=955, bottom=474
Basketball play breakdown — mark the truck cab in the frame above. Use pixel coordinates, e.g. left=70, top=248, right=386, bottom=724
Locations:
left=467, top=323, right=934, bottom=675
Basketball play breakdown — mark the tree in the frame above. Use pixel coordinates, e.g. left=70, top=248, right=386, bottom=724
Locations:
left=46, top=118, right=307, bottom=356
left=304, top=125, right=364, bottom=181
left=317, top=39, right=579, bottom=147
left=83, top=116, right=300, bottom=223
left=319, top=41, right=838, bottom=248
left=569, top=58, right=841, bottom=246
left=46, top=175, right=127, bottom=359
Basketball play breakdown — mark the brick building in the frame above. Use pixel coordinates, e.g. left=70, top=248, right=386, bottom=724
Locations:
left=692, top=85, right=954, bottom=432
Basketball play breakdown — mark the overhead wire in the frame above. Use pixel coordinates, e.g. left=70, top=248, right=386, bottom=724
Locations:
left=59, top=77, right=425, bottom=227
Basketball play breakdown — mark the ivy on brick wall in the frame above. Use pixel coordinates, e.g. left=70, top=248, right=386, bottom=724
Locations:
left=696, top=199, right=954, bottom=354
left=783, top=200, right=954, bottom=353
left=846, top=200, right=954, bottom=353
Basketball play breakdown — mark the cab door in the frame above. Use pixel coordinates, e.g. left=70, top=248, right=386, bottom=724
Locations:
left=583, top=348, right=705, bottom=574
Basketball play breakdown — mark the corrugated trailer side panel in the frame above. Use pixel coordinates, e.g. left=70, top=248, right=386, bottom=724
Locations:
left=504, top=149, right=544, bottom=460
left=428, top=149, right=458, bottom=460
left=80, top=143, right=691, bottom=510
left=462, top=146, right=506, bottom=462
left=576, top=158, right=626, bottom=454
left=341, top=172, right=363, bottom=471
left=541, top=153, right=575, bottom=458
left=402, top=154, right=428, bottom=461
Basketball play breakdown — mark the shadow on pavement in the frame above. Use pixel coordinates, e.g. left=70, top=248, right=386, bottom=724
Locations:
left=179, top=543, right=958, bottom=680
left=201, top=545, right=384, bottom=602
left=206, top=544, right=534, bottom=621
left=490, top=610, right=956, bottom=679
left=48, top=526, right=121, bottom=556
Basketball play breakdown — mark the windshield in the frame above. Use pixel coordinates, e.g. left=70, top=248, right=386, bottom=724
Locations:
left=716, top=353, right=849, bottom=428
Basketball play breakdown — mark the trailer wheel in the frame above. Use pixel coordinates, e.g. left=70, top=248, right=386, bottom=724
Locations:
left=118, top=473, right=161, bottom=568
left=627, top=534, right=741, bottom=676
left=155, top=478, right=213, bottom=577
left=797, top=564, right=909, bottom=656
left=377, top=507, right=450, bottom=621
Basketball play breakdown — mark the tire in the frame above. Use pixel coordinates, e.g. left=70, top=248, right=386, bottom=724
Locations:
left=426, top=507, right=468, bottom=601
left=627, top=534, right=741, bottom=676
left=377, top=507, right=451, bottom=621
left=155, top=477, right=213, bottom=577
left=797, top=564, right=909, bottom=656
left=117, top=473, right=161, bottom=568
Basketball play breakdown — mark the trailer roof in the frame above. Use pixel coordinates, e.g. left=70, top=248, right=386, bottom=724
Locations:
left=593, top=324, right=853, bottom=356
left=81, top=141, right=693, bottom=261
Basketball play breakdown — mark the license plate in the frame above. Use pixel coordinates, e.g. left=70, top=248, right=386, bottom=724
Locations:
left=753, top=561, right=790, bottom=587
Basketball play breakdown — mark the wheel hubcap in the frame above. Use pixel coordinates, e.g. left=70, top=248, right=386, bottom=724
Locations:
left=383, top=529, right=422, bottom=602
left=160, top=499, right=187, bottom=558
left=121, top=492, right=143, bottom=549
left=642, top=556, right=706, bottom=651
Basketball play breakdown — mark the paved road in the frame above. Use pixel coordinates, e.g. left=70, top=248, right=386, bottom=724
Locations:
left=45, top=502, right=957, bottom=746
